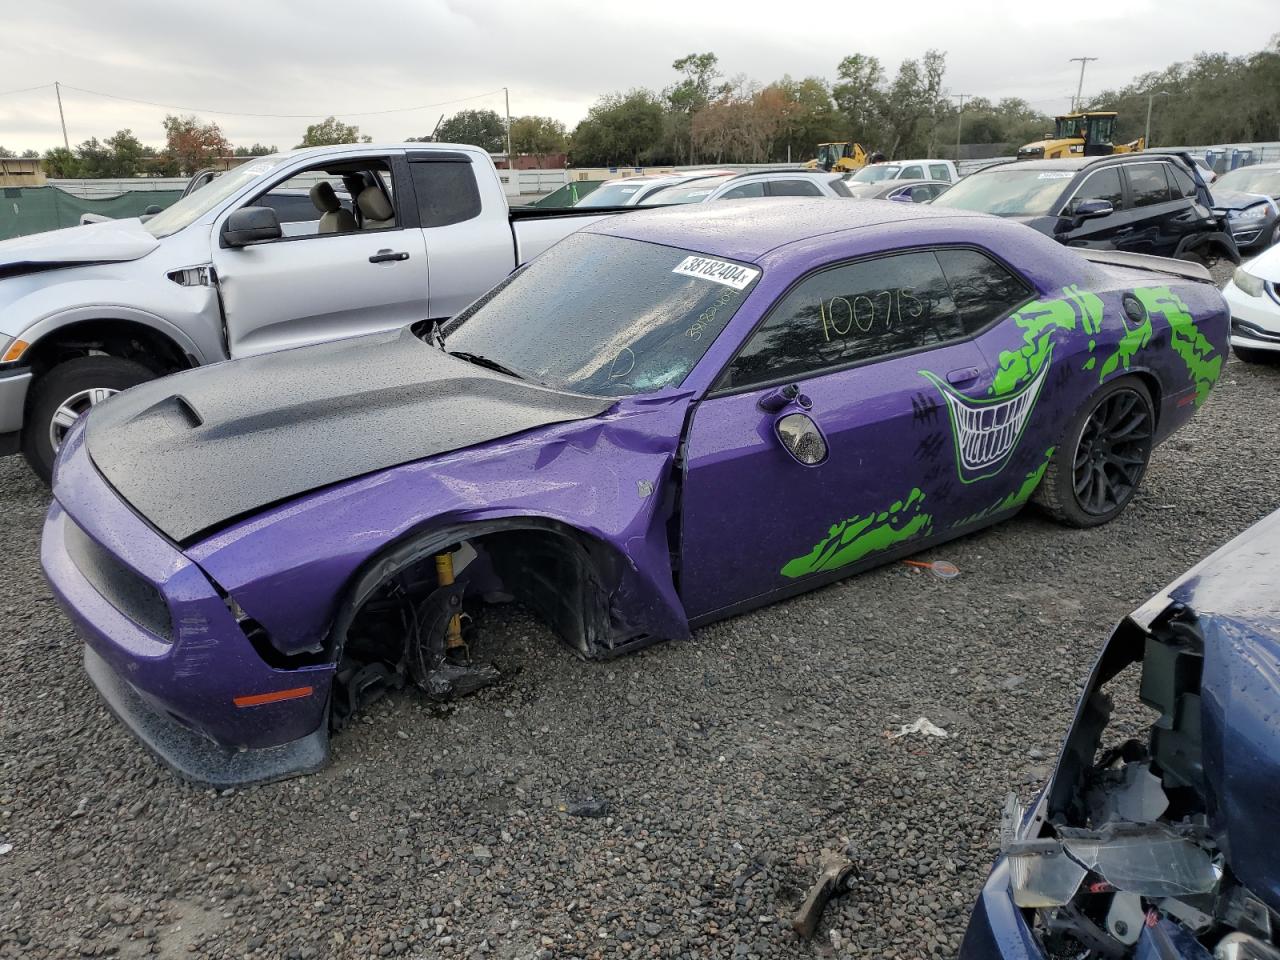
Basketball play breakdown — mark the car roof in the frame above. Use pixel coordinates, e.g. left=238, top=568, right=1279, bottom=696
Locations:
left=979, top=155, right=1178, bottom=174
left=584, top=197, right=985, bottom=262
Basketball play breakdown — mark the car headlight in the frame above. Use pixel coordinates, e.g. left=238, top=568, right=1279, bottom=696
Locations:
left=1234, top=267, right=1266, bottom=297
left=1230, top=205, right=1268, bottom=222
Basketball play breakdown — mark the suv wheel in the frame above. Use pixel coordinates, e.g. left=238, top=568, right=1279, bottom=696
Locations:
left=22, top=356, right=154, bottom=482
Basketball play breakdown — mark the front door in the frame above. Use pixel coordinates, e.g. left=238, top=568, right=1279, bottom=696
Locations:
left=678, top=248, right=1036, bottom=620
left=211, top=156, right=429, bottom=358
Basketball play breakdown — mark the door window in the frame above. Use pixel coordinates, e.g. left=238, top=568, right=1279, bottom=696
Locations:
left=1168, top=163, right=1198, bottom=199
left=1066, top=166, right=1124, bottom=213
left=247, top=160, right=396, bottom=239
left=1125, top=163, right=1173, bottom=207
left=718, top=181, right=766, bottom=199
left=934, top=248, right=1033, bottom=334
left=717, top=251, right=963, bottom=390
left=411, top=161, right=482, bottom=227
left=768, top=179, right=823, bottom=197
left=901, top=165, right=925, bottom=179
left=929, top=163, right=952, bottom=182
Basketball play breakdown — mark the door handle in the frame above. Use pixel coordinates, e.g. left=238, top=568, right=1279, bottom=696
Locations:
left=945, top=366, right=980, bottom=387
left=369, top=249, right=410, bottom=263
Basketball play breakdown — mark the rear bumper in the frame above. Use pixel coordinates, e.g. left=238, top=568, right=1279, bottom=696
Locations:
left=41, top=424, right=334, bottom=787
left=959, top=860, right=1046, bottom=959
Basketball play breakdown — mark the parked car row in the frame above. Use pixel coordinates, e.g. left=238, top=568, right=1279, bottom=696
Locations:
left=5, top=139, right=1273, bottom=960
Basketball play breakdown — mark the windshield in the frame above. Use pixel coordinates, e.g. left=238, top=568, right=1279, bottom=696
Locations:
left=1215, top=167, right=1280, bottom=197
left=442, top=232, right=759, bottom=397
left=143, top=157, right=289, bottom=239
left=639, top=176, right=734, bottom=206
left=575, top=181, right=656, bottom=208
left=930, top=167, right=1074, bottom=217
left=849, top=164, right=901, bottom=183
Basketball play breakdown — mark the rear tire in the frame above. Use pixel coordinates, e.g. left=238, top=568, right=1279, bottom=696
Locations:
left=22, top=356, right=154, bottom=483
left=1233, top=344, right=1278, bottom=365
left=1035, top=377, right=1155, bottom=528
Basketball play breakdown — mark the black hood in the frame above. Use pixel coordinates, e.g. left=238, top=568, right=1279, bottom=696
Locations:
left=84, top=327, right=611, bottom=543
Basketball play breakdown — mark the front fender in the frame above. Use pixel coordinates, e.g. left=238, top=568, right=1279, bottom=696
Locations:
left=1, top=273, right=223, bottom=364
left=185, top=399, right=695, bottom=657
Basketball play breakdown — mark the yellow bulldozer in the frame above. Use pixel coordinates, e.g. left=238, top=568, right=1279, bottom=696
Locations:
left=1016, top=112, right=1144, bottom=161
left=806, top=141, right=870, bottom=173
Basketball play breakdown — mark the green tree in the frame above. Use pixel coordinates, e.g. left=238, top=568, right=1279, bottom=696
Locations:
left=569, top=90, right=665, bottom=166
left=297, top=116, right=370, bottom=148
left=666, top=52, right=724, bottom=162
left=163, top=114, right=232, bottom=175
left=0, top=146, right=14, bottom=158
left=832, top=53, right=887, bottom=149
left=509, top=116, right=567, bottom=162
left=435, top=109, right=507, bottom=153
left=42, top=147, right=80, bottom=178
left=20, top=149, right=39, bottom=159
left=234, top=142, right=278, bottom=157
left=105, top=129, right=148, bottom=177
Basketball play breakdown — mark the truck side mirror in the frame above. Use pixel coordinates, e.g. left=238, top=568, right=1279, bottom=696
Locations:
left=1072, top=199, right=1114, bottom=221
left=221, top=207, right=282, bottom=247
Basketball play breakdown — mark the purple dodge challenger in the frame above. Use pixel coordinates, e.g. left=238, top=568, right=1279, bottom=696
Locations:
left=42, top=200, right=1229, bottom=786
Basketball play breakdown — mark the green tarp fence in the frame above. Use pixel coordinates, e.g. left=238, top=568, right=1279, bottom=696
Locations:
left=0, top=186, right=182, bottom=241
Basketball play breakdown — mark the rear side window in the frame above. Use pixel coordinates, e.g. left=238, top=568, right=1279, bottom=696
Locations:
left=769, top=179, right=823, bottom=197
left=1125, top=164, right=1172, bottom=208
left=935, top=248, right=1033, bottom=334
left=1069, top=167, right=1124, bottom=212
left=411, top=161, right=481, bottom=227
left=929, top=163, right=951, bottom=182
left=717, top=250, right=963, bottom=390
left=719, top=181, right=766, bottom=199
left=1168, top=163, right=1198, bottom=199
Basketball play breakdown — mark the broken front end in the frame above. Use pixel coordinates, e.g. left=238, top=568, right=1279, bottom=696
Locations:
left=962, top=596, right=1280, bottom=959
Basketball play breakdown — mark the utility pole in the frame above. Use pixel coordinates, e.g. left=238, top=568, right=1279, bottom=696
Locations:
left=54, top=81, right=69, bottom=151
left=1144, top=91, right=1171, bottom=147
left=952, top=93, right=971, bottom=161
left=1069, top=57, right=1098, bottom=112
left=503, top=87, right=512, bottom=167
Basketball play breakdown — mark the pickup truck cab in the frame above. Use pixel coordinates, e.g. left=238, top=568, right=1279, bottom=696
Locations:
left=0, top=143, right=613, bottom=479
left=846, top=158, right=959, bottom=184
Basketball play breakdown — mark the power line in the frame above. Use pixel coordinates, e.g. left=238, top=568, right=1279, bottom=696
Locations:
left=55, top=83, right=507, bottom=119
left=0, top=82, right=54, bottom=98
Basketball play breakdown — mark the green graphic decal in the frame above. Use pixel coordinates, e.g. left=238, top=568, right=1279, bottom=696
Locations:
left=990, top=285, right=1103, bottom=397
left=1096, top=300, right=1152, bottom=382
left=952, top=447, right=1055, bottom=527
left=1133, top=286, right=1221, bottom=407
left=782, top=488, right=932, bottom=578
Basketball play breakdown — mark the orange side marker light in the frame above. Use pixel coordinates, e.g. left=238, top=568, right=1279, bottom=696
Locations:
left=233, top=686, right=313, bottom=708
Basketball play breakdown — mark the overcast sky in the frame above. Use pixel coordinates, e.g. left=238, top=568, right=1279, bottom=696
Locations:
left=0, top=0, right=1272, bottom=153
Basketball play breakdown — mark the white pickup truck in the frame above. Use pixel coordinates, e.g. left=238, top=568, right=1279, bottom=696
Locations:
left=0, top=143, right=615, bottom=479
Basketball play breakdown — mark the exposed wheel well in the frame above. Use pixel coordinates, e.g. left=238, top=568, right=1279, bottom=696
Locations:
left=24, top=319, right=194, bottom=382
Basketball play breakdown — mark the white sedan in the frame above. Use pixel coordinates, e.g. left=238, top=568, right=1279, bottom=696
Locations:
left=1223, top=244, right=1280, bottom=363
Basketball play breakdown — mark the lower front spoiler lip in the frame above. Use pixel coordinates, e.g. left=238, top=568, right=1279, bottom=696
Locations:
left=960, top=859, right=1046, bottom=959
left=84, top=644, right=329, bottom=789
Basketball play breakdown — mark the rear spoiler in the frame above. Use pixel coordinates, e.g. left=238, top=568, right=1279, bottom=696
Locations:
left=1077, top=249, right=1213, bottom=283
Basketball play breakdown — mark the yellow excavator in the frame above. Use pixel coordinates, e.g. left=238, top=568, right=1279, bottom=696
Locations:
left=806, top=142, right=870, bottom=173
left=1017, top=112, right=1144, bottom=160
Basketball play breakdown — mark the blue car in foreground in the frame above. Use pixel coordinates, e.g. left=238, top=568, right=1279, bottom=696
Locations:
left=961, top=508, right=1280, bottom=959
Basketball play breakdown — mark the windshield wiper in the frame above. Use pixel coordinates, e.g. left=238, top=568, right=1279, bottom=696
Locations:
left=448, top=351, right=526, bottom=380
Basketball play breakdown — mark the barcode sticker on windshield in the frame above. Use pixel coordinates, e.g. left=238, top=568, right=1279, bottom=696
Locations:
left=1037, top=171, right=1074, bottom=180
left=672, top=256, right=760, bottom=290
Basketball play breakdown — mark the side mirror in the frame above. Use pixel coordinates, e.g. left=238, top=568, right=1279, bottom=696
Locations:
left=221, top=206, right=282, bottom=247
left=143, top=204, right=163, bottom=216
left=775, top=413, right=828, bottom=466
left=1072, top=199, right=1114, bottom=221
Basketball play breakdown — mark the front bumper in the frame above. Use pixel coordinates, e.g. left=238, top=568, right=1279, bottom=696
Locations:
left=1227, top=209, right=1278, bottom=252
left=1223, top=278, right=1280, bottom=353
left=0, top=367, right=32, bottom=451
left=959, top=860, right=1045, bottom=959
left=41, top=424, right=334, bottom=787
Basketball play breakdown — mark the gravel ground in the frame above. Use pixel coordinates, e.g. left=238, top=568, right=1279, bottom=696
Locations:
left=1, top=354, right=1277, bottom=960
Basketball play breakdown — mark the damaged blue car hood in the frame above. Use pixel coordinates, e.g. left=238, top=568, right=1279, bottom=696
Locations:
left=1135, top=508, right=1280, bottom=915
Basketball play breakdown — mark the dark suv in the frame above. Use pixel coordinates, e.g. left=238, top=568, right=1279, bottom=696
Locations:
left=932, top=153, right=1240, bottom=265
